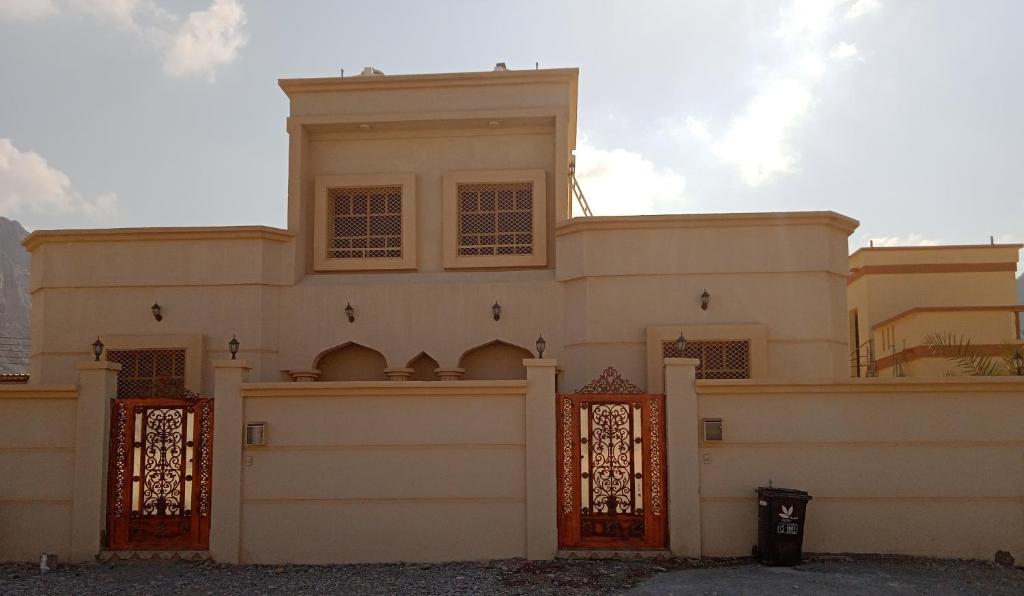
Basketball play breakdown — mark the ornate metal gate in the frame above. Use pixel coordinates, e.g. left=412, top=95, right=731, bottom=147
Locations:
left=557, top=368, right=667, bottom=549
left=106, top=392, right=213, bottom=550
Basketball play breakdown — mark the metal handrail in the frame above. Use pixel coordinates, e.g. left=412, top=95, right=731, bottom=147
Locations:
left=849, top=338, right=878, bottom=377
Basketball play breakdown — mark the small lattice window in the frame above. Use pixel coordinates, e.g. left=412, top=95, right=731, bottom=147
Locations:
left=107, top=349, right=186, bottom=398
left=457, top=182, right=534, bottom=256
left=327, top=186, right=403, bottom=259
left=662, top=340, right=751, bottom=379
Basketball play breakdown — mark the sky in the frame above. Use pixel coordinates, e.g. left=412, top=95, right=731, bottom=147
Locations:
left=1, top=0, right=1022, bottom=269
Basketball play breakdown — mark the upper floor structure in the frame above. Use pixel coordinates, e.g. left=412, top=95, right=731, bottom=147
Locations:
left=23, top=66, right=859, bottom=394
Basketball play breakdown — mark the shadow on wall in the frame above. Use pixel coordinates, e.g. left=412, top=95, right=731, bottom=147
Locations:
left=459, top=340, right=533, bottom=380
left=311, top=340, right=534, bottom=381
left=406, top=352, right=440, bottom=381
left=315, top=343, right=388, bottom=381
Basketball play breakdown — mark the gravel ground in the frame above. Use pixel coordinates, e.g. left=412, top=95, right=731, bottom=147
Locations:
left=0, top=555, right=1019, bottom=595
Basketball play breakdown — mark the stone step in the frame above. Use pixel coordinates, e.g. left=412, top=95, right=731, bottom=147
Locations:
left=97, top=550, right=211, bottom=563
left=556, top=549, right=674, bottom=560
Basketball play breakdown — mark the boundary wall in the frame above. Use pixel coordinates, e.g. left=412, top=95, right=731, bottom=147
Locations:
left=1, top=358, right=1021, bottom=565
left=688, top=374, right=1024, bottom=561
left=0, top=385, right=78, bottom=561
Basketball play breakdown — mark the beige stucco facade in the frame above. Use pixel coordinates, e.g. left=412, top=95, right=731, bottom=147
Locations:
left=6, top=66, right=1023, bottom=566
left=847, top=244, right=1023, bottom=376
left=25, top=68, right=856, bottom=393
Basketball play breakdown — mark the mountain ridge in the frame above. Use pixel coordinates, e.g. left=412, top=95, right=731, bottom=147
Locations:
left=0, top=217, right=30, bottom=373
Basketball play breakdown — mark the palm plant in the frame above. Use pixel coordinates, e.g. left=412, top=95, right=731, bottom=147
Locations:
left=924, top=333, right=1022, bottom=376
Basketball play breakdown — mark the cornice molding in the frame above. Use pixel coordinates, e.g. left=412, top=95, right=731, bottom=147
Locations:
left=23, top=226, right=294, bottom=251
left=241, top=380, right=528, bottom=398
left=0, top=386, right=78, bottom=399
left=871, top=305, right=1024, bottom=330
left=848, top=262, right=1017, bottom=284
left=556, top=211, right=859, bottom=236
left=279, top=68, right=579, bottom=95
left=696, top=377, right=1024, bottom=394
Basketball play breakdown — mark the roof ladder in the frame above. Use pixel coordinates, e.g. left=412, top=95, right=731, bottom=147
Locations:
left=568, top=154, right=593, bottom=217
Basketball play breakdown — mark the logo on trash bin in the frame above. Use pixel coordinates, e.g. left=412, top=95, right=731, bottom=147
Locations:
left=776, top=505, right=800, bottom=535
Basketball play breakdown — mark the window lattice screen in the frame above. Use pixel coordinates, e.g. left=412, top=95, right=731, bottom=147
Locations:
left=107, top=349, right=186, bottom=398
left=328, top=186, right=402, bottom=259
left=457, top=182, right=533, bottom=256
left=662, top=340, right=751, bottom=379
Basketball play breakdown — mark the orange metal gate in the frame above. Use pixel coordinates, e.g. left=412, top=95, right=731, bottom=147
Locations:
left=557, top=369, right=667, bottom=550
left=106, top=394, right=213, bottom=550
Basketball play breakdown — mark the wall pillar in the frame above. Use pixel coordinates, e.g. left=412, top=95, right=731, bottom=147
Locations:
left=434, top=367, right=465, bottom=381
left=70, top=360, right=121, bottom=562
left=210, top=359, right=250, bottom=564
left=287, top=369, right=320, bottom=382
left=523, top=358, right=558, bottom=559
left=383, top=367, right=415, bottom=381
left=664, top=357, right=702, bottom=558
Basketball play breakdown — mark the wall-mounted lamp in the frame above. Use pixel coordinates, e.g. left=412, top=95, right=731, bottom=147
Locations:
left=345, top=302, right=355, bottom=323
left=536, top=334, right=547, bottom=358
left=229, top=335, right=240, bottom=360
left=700, top=289, right=710, bottom=311
left=1014, top=350, right=1024, bottom=376
left=151, top=302, right=163, bottom=321
left=492, top=301, right=502, bottom=321
left=92, top=337, right=104, bottom=361
left=245, top=422, right=266, bottom=446
left=675, top=333, right=687, bottom=355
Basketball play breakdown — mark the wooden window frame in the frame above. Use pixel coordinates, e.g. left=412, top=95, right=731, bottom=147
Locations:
left=442, top=169, right=547, bottom=269
left=313, top=173, right=417, bottom=271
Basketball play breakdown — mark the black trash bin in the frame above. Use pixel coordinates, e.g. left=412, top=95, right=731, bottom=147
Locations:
left=755, top=486, right=812, bottom=566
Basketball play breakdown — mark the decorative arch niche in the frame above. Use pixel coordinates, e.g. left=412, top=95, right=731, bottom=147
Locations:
left=458, top=340, right=533, bottom=380
left=406, top=352, right=440, bottom=381
left=314, top=343, right=388, bottom=381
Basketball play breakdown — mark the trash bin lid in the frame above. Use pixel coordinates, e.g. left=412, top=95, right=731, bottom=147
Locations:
left=757, top=486, right=812, bottom=500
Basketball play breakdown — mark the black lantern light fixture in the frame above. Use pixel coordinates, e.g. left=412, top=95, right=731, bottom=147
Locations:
left=151, top=302, right=163, bottom=321
left=229, top=335, right=240, bottom=360
left=536, top=334, right=547, bottom=358
left=1014, top=349, right=1024, bottom=376
left=700, top=289, right=710, bottom=311
left=675, top=333, right=687, bottom=355
left=345, top=302, right=355, bottom=323
left=92, top=337, right=104, bottom=361
left=492, top=301, right=502, bottom=321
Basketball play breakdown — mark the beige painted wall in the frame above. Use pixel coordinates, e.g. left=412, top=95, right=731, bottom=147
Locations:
left=0, top=386, right=78, bottom=561
left=557, top=213, right=855, bottom=390
left=695, top=377, right=1024, bottom=561
left=238, top=382, right=529, bottom=563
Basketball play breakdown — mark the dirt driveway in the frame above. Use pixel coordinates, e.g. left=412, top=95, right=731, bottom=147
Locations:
left=0, top=555, right=1020, bottom=595
left=631, top=556, right=1023, bottom=595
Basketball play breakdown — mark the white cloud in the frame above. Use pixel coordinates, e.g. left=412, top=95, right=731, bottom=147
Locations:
left=829, top=41, right=858, bottom=60
left=684, top=116, right=712, bottom=142
left=0, top=138, right=117, bottom=217
left=573, top=138, right=687, bottom=216
left=163, top=0, right=246, bottom=81
left=0, top=0, right=56, bottom=20
left=73, top=0, right=142, bottom=28
left=1, top=1, right=245, bottom=81
left=858, top=233, right=939, bottom=248
left=685, top=0, right=881, bottom=187
left=845, top=0, right=882, bottom=20
left=712, top=78, right=814, bottom=186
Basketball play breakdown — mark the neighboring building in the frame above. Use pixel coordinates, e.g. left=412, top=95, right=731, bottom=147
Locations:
left=847, top=243, right=1024, bottom=377
left=23, top=67, right=857, bottom=395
